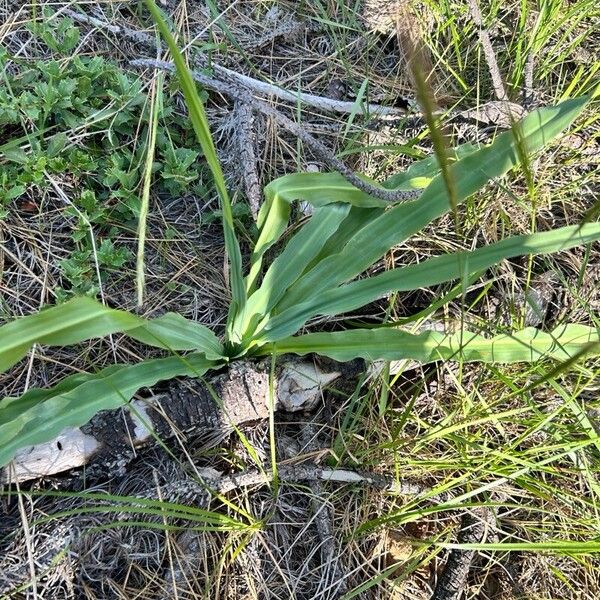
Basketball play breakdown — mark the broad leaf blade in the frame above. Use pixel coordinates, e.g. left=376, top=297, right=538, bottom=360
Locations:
left=0, top=297, right=224, bottom=373
left=260, top=223, right=600, bottom=341
left=263, top=325, right=599, bottom=364
left=128, top=312, right=224, bottom=358
left=274, top=96, right=590, bottom=313
left=0, top=298, right=140, bottom=373
left=247, top=192, right=292, bottom=293
left=0, top=353, right=216, bottom=468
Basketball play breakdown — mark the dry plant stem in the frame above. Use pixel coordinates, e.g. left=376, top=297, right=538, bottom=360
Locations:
left=432, top=507, right=491, bottom=600
left=466, top=0, right=508, bottom=101
left=63, top=8, right=409, bottom=117
left=130, top=58, right=420, bottom=203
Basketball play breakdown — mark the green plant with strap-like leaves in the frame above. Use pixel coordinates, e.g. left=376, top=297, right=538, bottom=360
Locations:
left=0, top=0, right=598, bottom=469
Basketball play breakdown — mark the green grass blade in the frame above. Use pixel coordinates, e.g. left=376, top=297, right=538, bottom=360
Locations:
left=259, top=223, right=600, bottom=342
left=137, top=71, right=163, bottom=306
left=0, top=297, right=224, bottom=373
left=0, top=353, right=217, bottom=468
left=274, top=96, right=590, bottom=313
left=262, top=325, right=599, bottom=364
left=143, top=0, right=246, bottom=329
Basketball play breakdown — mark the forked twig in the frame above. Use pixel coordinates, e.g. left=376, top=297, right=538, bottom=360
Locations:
left=130, top=58, right=421, bottom=203
left=62, top=7, right=420, bottom=202
left=64, top=8, right=410, bottom=118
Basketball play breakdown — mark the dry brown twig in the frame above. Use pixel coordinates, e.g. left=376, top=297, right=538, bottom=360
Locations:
left=130, top=57, right=421, bottom=203
left=60, top=7, right=421, bottom=203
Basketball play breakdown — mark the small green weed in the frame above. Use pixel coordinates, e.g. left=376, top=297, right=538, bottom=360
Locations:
left=0, top=12, right=212, bottom=298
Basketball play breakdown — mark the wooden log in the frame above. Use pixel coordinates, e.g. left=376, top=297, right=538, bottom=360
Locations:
left=1, top=359, right=347, bottom=485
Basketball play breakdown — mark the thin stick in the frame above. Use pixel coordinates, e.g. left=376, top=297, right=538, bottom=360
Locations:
left=131, top=58, right=421, bottom=203
left=466, top=0, right=508, bottom=101
left=146, top=464, right=453, bottom=500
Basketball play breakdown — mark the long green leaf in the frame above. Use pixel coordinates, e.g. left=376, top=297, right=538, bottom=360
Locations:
left=0, top=353, right=217, bottom=468
left=143, top=0, right=246, bottom=331
left=273, top=96, right=590, bottom=313
left=258, top=223, right=600, bottom=342
left=262, top=325, right=599, bottom=364
left=251, top=143, right=480, bottom=283
left=234, top=203, right=351, bottom=339
left=0, top=297, right=224, bottom=373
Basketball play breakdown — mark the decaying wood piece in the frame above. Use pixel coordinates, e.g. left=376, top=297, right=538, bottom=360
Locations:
left=233, top=99, right=262, bottom=218
left=1, top=359, right=342, bottom=485
left=433, top=507, right=491, bottom=600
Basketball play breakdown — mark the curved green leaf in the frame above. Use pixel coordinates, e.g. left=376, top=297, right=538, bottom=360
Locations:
left=264, top=172, right=389, bottom=209
left=0, top=297, right=224, bottom=373
left=263, top=325, right=599, bottom=364
left=258, top=223, right=600, bottom=342
left=0, top=353, right=217, bottom=468
left=128, top=312, right=223, bottom=358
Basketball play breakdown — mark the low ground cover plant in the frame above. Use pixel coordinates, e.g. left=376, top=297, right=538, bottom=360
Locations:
left=0, top=12, right=211, bottom=297
left=0, top=0, right=598, bottom=472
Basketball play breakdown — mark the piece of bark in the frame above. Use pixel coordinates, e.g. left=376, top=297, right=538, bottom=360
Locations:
left=433, top=508, right=491, bottom=600
left=1, top=359, right=344, bottom=485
